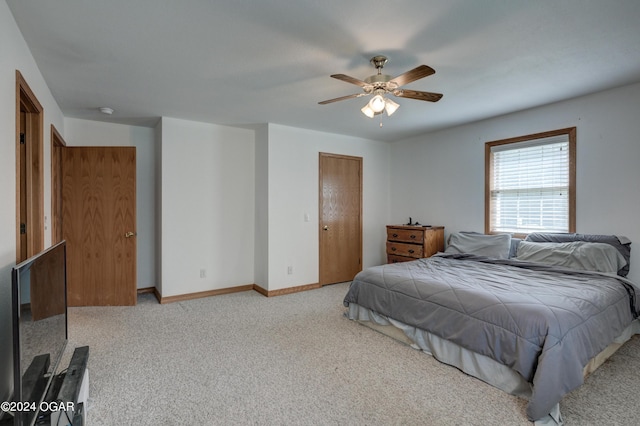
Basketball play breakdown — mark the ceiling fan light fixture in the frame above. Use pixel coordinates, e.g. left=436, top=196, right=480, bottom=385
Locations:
left=368, top=94, right=386, bottom=113
left=384, top=98, right=400, bottom=116
left=361, top=104, right=376, bottom=118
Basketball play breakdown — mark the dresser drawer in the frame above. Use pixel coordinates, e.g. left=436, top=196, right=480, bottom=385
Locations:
left=387, top=254, right=416, bottom=263
left=386, top=242, right=423, bottom=258
left=386, top=228, right=424, bottom=243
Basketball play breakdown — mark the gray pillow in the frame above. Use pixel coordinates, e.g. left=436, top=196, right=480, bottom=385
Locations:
left=445, top=232, right=512, bottom=259
left=525, top=233, right=631, bottom=277
left=509, top=238, right=522, bottom=259
left=515, top=240, right=627, bottom=274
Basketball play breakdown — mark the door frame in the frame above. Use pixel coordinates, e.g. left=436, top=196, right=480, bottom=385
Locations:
left=15, top=70, right=44, bottom=262
left=318, top=152, right=363, bottom=286
left=51, top=125, right=67, bottom=244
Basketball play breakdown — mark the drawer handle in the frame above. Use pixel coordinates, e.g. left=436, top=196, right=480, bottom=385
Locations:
left=391, top=247, right=396, bottom=251
left=392, top=233, right=398, bottom=237
left=410, top=234, right=416, bottom=239
left=408, top=249, right=415, bottom=254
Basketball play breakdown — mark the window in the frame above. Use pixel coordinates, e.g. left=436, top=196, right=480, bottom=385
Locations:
left=485, top=128, right=576, bottom=236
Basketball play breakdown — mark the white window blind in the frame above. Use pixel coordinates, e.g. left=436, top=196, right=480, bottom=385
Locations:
left=489, top=135, right=570, bottom=234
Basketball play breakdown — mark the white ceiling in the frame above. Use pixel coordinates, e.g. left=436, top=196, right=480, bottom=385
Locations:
left=7, top=0, right=640, bottom=142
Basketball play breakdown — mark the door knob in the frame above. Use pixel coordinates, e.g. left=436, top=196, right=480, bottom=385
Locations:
left=323, top=226, right=329, bottom=231
left=125, top=231, right=137, bottom=238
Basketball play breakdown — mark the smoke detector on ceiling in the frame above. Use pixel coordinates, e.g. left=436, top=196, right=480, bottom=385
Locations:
left=99, top=107, right=114, bottom=115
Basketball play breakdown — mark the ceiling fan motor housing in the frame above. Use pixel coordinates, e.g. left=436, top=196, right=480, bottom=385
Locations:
left=364, top=74, right=398, bottom=91
left=365, top=55, right=398, bottom=91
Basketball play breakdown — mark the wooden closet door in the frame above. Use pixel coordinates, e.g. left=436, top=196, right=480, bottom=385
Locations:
left=62, top=147, right=137, bottom=306
left=319, top=153, right=363, bottom=285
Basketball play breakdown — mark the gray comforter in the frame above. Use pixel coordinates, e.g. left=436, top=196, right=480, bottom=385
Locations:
left=343, top=253, right=639, bottom=421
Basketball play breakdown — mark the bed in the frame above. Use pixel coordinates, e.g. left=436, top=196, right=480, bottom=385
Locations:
left=343, top=232, right=639, bottom=425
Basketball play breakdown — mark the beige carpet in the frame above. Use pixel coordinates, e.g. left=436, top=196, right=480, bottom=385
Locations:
left=63, top=282, right=640, bottom=425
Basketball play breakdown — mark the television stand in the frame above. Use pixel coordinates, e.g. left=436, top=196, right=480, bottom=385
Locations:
left=48, top=346, right=90, bottom=426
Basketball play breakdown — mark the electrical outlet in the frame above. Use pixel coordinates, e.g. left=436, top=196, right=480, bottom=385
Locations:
left=200, top=269, right=206, bottom=278
left=287, top=266, right=293, bottom=275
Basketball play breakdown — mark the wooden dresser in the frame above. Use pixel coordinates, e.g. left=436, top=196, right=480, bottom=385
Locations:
left=386, top=225, right=445, bottom=263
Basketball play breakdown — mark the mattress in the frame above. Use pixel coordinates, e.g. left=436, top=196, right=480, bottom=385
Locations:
left=343, top=254, right=640, bottom=422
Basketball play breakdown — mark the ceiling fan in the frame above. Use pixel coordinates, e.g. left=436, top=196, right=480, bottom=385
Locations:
left=318, top=55, right=443, bottom=118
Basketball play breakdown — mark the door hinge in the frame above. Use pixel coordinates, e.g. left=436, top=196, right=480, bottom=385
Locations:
left=20, top=223, right=26, bottom=235
left=20, top=133, right=25, bottom=145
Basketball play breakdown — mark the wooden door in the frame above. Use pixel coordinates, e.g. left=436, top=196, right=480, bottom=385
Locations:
left=62, top=147, right=137, bottom=306
left=319, top=153, right=362, bottom=285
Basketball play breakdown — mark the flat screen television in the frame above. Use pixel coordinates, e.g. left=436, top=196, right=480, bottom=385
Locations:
left=4, top=241, right=68, bottom=426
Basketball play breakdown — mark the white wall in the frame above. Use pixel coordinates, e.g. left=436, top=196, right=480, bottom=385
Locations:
left=160, top=117, right=255, bottom=298
left=63, top=118, right=157, bottom=289
left=0, top=1, right=65, bottom=405
left=59, top=118, right=392, bottom=296
left=390, top=82, right=640, bottom=282
left=266, top=124, right=390, bottom=291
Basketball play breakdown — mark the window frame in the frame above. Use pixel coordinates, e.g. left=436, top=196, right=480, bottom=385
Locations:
left=484, top=127, right=576, bottom=237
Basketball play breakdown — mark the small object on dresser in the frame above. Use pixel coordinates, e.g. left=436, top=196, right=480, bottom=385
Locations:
left=405, top=217, right=421, bottom=226
left=386, top=225, right=445, bottom=263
